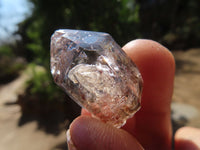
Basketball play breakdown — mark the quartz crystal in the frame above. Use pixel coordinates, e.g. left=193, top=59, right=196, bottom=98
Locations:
left=50, top=29, right=143, bottom=128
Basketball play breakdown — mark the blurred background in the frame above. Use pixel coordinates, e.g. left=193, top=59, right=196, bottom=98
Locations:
left=0, top=0, right=200, bottom=149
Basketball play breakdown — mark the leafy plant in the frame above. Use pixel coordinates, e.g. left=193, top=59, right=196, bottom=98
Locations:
left=0, top=45, right=26, bottom=83
left=26, top=64, right=65, bottom=101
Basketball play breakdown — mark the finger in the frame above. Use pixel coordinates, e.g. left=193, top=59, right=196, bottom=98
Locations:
left=81, top=108, right=91, bottom=116
left=175, top=126, right=200, bottom=150
left=67, top=116, right=144, bottom=150
left=122, top=39, right=175, bottom=150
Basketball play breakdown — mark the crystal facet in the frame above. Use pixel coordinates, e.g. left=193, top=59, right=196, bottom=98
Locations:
left=50, top=29, right=143, bottom=128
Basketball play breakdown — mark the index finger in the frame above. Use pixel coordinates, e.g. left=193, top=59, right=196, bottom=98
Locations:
left=122, top=39, right=175, bottom=150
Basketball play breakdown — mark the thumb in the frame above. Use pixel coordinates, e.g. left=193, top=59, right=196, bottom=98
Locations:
left=67, top=116, right=143, bottom=150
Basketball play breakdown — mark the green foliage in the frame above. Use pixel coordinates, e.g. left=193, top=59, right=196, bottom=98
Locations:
left=21, top=0, right=140, bottom=62
left=0, top=56, right=24, bottom=78
left=0, top=45, right=25, bottom=82
left=137, top=0, right=200, bottom=48
left=0, top=45, right=14, bottom=57
left=26, top=64, right=64, bottom=100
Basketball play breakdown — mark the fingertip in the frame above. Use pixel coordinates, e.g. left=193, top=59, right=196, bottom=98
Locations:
left=175, top=127, right=200, bottom=150
left=123, top=39, right=175, bottom=112
left=66, top=129, right=77, bottom=150
left=81, top=109, right=91, bottom=116
left=123, top=39, right=175, bottom=74
left=69, top=116, right=92, bottom=150
left=69, top=116, right=143, bottom=150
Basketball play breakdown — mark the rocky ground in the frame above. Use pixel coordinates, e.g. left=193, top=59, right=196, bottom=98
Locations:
left=0, top=48, right=199, bottom=150
left=172, top=48, right=200, bottom=130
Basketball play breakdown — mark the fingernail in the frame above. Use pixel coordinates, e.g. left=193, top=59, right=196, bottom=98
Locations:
left=66, top=129, right=77, bottom=150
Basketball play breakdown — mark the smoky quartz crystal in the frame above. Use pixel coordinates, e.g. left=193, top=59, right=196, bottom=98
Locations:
left=50, top=29, right=143, bottom=128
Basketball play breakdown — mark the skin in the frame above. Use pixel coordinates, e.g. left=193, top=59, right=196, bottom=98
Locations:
left=67, top=39, right=200, bottom=150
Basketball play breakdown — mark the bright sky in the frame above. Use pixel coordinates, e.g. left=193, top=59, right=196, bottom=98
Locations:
left=0, top=0, right=33, bottom=44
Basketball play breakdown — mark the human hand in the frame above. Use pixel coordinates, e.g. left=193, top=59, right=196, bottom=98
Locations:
left=66, top=39, right=200, bottom=150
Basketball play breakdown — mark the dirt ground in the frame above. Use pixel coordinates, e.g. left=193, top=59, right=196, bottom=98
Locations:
left=0, top=48, right=199, bottom=150
left=0, top=67, right=68, bottom=150
left=172, top=48, right=200, bottom=129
